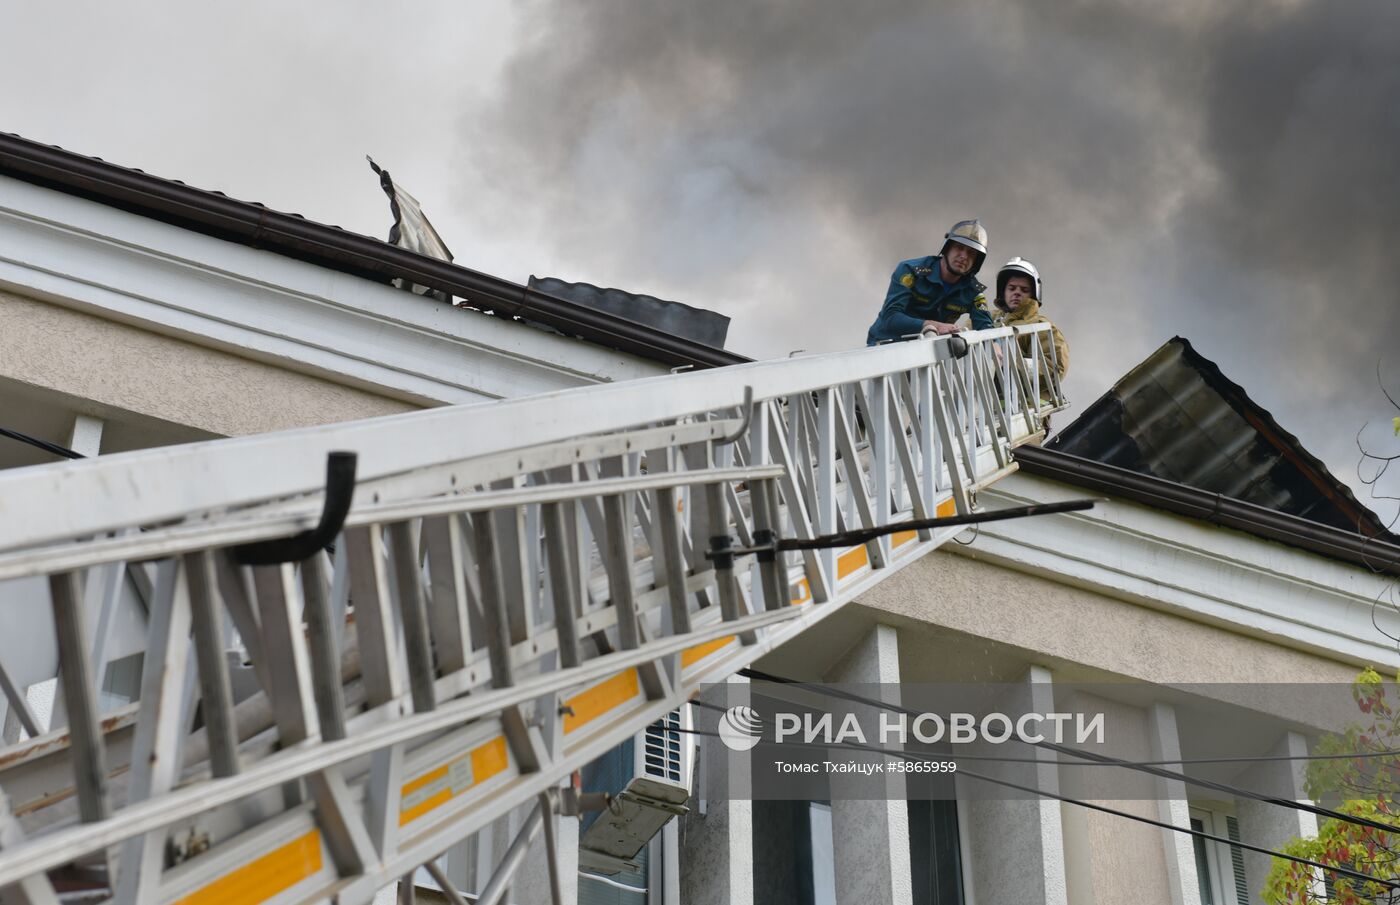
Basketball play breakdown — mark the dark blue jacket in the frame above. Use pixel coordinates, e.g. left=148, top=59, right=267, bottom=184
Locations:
left=866, top=255, right=991, bottom=346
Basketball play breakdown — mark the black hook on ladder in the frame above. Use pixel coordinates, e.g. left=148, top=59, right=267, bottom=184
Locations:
left=232, top=451, right=358, bottom=565
left=717, top=385, right=754, bottom=446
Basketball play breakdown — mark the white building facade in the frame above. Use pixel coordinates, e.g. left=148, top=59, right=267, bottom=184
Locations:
left=1, top=134, right=1392, bottom=905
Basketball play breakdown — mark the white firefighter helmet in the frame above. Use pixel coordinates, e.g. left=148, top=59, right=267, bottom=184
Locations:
left=941, top=219, right=988, bottom=276
left=996, top=256, right=1042, bottom=308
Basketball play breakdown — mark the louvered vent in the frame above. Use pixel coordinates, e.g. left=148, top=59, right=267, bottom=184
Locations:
left=1226, top=815, right=1250, bottom=904
left=643, top=709, right=685, bottom=783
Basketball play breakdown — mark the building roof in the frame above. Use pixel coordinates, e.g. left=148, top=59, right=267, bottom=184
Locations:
left=1014, top=445, right=1400, bottom=578
left=1046, top=336, right=1390, bottom=538
left=528, top=276, right=731, bottom=350
left=0, top=132, right=749, bottom=372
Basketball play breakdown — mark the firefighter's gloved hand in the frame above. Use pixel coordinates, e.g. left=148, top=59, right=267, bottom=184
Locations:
left=921, top=320, right=961, bottom=337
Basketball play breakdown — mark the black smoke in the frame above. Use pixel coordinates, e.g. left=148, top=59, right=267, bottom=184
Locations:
left=459, top=0, right=1400, bottom=509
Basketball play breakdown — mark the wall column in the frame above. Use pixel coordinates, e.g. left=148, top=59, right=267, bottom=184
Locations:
left=66, top=414, right=103, bottom=457
left=824, top=623, right=913, bottom=905
left=1148, top=702, right=1203, bottom=905
left=1237, top=731, right=1318, bottom=901
left=510, top=789, right=580, bottom=904
left=680, top=674, right=754, bottom=905
left=962, top=664, right=1068, bottom=905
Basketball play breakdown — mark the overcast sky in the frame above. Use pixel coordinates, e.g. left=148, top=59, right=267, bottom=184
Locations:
left=2, top=0, right=1397, bottom=518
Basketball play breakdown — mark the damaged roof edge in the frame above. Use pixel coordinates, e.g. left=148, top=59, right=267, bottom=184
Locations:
left=0, top=132, right=749, bottom=371
left=1015, top=445, right=1400, bottom=578
left=1049, top=336, right=1389, bottom=538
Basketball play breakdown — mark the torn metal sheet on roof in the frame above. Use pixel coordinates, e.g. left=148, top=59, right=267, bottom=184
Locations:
left=1048, top=336, right=1390, bottom=538
left=528, top=276, right=730, bottom=350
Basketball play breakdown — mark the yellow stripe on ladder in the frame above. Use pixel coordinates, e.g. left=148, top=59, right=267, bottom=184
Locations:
left=562, top=669, right=641, bottom=734
left=398, top=736, right=511, bottom=826
left=172, top=830, right=322, bottom=905
left=682, top=635, right=736, bottom=667
left=893, top=497, right=957, bottom=546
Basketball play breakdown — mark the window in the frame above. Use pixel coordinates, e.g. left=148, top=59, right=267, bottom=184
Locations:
left=755, top=799, right=840, bottom=905
left=1191, top=817, right=1220, bottom=905
left=1190, top=806, right=1250, bottom=905
left=808, top=803, right=837, bottom=905
left=908, top=798, right=965, bottom=905
left=579, top=738, right=650, bottom=903
left=754, top=794, right=963, bottom=905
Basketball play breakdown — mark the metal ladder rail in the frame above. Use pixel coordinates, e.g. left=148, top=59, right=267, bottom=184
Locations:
left=0, top=327, right=1061, bottom=561
left=0, top=332, right=1058, bottom=902
left=0, top=327, right=1065, bottom=904
left=0, top=332, right=1064, bottom=902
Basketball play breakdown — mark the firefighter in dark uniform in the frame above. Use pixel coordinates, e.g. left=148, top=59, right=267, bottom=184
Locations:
left=866, top=219, right=993, bottom=345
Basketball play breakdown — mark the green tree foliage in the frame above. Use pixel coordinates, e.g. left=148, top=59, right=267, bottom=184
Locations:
left=1264, top=669, right=1400, bottom=903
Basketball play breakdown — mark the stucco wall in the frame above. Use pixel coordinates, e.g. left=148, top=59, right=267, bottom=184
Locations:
left=0, top=289, right=418, bottom=437
left=857, top=549, right=1360, bottom=905
left=680, top=730, right=755, bottom=905
left=1076, top=695, right=1174, bottom=905
left=861, top=548, right=1360, bottom=688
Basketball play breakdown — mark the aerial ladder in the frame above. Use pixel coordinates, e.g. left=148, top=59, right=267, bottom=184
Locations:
left=0, top=327, right=1064, bottom=904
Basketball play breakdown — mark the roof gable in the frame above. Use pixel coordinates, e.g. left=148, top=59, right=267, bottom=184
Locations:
left=1048, top=336, right=1390, bottom=538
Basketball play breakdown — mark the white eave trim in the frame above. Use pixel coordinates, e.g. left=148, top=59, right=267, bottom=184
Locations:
left=959, top=472, right=1400, bottom=670
left=0, top=174, right=668, bottom=405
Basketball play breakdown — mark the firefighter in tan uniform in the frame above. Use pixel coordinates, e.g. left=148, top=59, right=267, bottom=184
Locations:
left=993, top=257, right=1069, bottom=396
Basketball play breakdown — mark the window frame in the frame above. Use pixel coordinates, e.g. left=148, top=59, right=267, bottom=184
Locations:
left=1190, top=804, right=1247, bottom=905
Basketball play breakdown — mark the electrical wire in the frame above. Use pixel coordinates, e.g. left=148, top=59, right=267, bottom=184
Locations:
left=768, top=499, right=1096, bottom=552
left=579, top=872, right=647, bottom=895
left=950, top=523, right=980, bottom=547
left=719, top=499, right=1097, bottom=559
left=0, top=426, right=83, bottom=460
left=733, top=667, right=1400, bottom=839
left=662, top=719, right=1400, bottom=891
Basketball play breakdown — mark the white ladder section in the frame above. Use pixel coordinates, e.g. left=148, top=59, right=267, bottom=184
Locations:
left=0, top=327, right=1064, bottom=905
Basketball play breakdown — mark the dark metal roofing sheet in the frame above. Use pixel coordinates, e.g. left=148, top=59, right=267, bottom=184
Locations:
left=1047, top=337, right=1390, bottom=538
left=528, top=276, right=730, bottom=350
